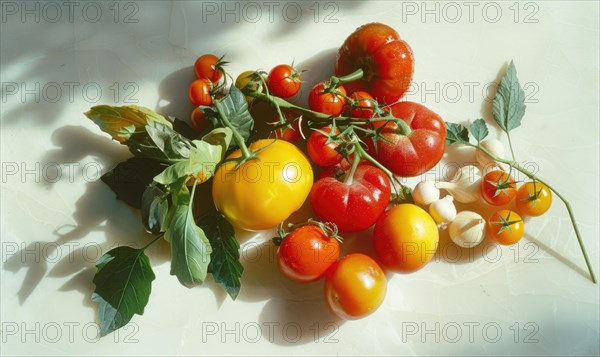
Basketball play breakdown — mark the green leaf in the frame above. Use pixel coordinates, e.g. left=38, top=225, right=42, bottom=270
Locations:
left=445, top=122, right=470, bottom=145
left=145, top=122, right=194, bottom=159
left=470, top=119, right=489, bottom=144
left=213, top=86, right=254, bottom=141
left=167, top=189, right=212, bottom=287
left=198, top=212, right=243, bottom=300
left=153, top=161, right=189, bottom=185
left=200, top=127, right=233, bottom=161
left=493, top=61, right=526, bottom=133
left=92, top=246, right=155, bottom=336
left=101, top=158, right=167, bottom=208
left=141, top=183, right=169, bottom=234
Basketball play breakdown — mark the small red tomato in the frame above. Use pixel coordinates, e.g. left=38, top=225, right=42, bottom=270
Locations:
left=274, top=112, right=301, bottom=142
left=310, top=164, right=391, bottom=232
left=189, top=79, right=213, bottom=107
left=267, top=64, right=301, bottom=98
left=481, top=170, right=517, bottom=206
left=190, top=107, right=210, bottom=132
left=306, top=126, right=343, bottom=167
left=194, top=54, right=223, bottom=83
left=277, top=225, right=340, bottom=283
left=324, top=253, right=387, bottom=320
left=349, top=91, right=375, bottom=118
left=309, top=82, right=346, bottom=116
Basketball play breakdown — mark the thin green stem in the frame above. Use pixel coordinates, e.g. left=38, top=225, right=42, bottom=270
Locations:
left=506, top=133, right=517, bottom=161
left=330, top=68, right=364, bottom=87
left=141, top=232, right=165, bottom=251
left=213, top=100, right=253, bottom=159
left=344, top=153, right=361, bottom=186
left=475, top=144, right=596, bottom=284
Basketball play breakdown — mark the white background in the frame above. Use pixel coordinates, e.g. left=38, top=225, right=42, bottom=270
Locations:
left=1, top=1, right=599, bottom=355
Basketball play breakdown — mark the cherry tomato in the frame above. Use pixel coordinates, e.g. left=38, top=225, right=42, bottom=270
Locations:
left=267, top=64, right=301, bottom=98
left=481, top=170, right=517, bottom=206
left=194, top=54, right=223, bottom=82
left=277, top=225, right=340, bottom=283
left=515, top=182, right=552, bottom=217
left=487, top=210, right=524, bottom=245
left=308, top=82, right=346, bottom=116
left=335, top=23, right=414, bottom=104
left=306, top=126, right=343, bottom=167
left=235, top=70, right=262, bottom=103
left=373, top=204, right=439, bottom=272
left=188, top=79, right=213, bottom=107
left=310, top=164, right=391, bottom=232
left=274, top=116, right=301, bottom=143
left=349, top=91, right=375, bottom=118
left=367, top=101, right=446, bottom=177
left=324, top=253, right=387, bottom=320
left=190, top=107, right=210, bottom=132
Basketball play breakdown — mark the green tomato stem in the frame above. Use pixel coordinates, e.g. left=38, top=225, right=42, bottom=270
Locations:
left=141, top=232, right=165, bottom=251
left=213, top=99, right=253, bottom=160
left=475, top=144, right=597, bottom=284
left=330, top=68, right=365, bottom=87
left=344, top=152, right=361, bottom=186
left=506, top=133, right=517, bottom=161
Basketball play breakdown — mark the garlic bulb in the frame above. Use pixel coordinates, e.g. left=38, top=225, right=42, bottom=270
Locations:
left=435, top=165, right=482, bottom=204
left=476, top=138, right=505, bottom=171
left=413, top=181, right=440, bottom=206
left=429, top=195, right=456, bottom=225
left=449, top=211, right=485, bottom=248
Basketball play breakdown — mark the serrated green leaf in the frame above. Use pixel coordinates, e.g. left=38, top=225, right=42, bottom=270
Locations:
left=141, top=183, right=169, bottom=234
left=92, top=246, right=155, bottom=336
left=145, top=122, right=194, bottom=159
left=493, top=61, right=526, bottom=133
left=213, top=86, right=254, bottom=141
left=470, top=119, right=489, bottom=143
left=201, top=127, right=233, bottom=161
left=85, top=105, right=172, bottom=143
left=198, top=212, right=243, bottom=300
left=153, top=161, right=189, bottom=185
left=445, top=122, right=470, bottom=145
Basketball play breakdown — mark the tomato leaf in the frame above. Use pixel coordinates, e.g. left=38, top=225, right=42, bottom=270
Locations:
left=145, top=122, right=194, bottom=159
left=445, top=122, right=470, bottom=145
left=85, top=105, right=172, bottom=143
left=198, top=212, right=243, bottom=300
left=493, top=61, right=526, bottom=133
left=470, top=119, right=489, bottom=144
left=171, top=116, right=200, bottom=140
left=167, top=185, right=212, bottom=287
left=92, top=246, right=155, bottom=336
left=211, top=86, right=254, bottom=141
left=141, top=183, right=169, bottom=234
left=101, top=158, right=167, bottom=208
left=200, top=127, right=233, bottom=161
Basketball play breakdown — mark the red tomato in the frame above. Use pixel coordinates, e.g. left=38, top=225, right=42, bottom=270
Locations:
left=274, top=112, right=301, bottom=142
left=324, top=253, right=387, bottom=320
left=267, top=64, right=301, bottom=98
left=481, top=170, right=517, bottom=206
left=306, top=126, right=343, bottom=167
left=194, top=54, right=223, bottom=83
left=277, top=225, right=340, bottom=283
left=308, top=82, right=346, bottom=116
left=188, top=79, right=213, bottom=107
left=335, top=23, right=414, bottom=104
left=349, top=91, right=375, bottom=118
left=367, top=101, right=445, bottom=177
left=190, top=107, right=210, bottom=132
left=310, top=164, right=391, bottom=232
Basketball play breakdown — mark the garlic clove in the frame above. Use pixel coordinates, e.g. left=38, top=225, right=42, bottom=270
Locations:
left=435, top=165, right=482, bottom=204
left=449, top=211, right=485, bottom=248
left=429, top=195, right=456, bottom=225
left=413, top=181, right=440, bottom=206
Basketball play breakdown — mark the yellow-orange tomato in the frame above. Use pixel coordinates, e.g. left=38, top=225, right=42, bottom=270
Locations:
left=324, top=254, right=387, bottom=320
left=235, top=70, right=261, bottom=103
left=212, top=139, right=313, bottom=231
left=515, top=182, right=552, bottom=217
left=373, top=204, right=439, bottom=273
left=487, top=210, right=524, bottom=245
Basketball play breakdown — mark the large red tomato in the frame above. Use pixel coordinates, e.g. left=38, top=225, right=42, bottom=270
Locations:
left=310, top=164, right=391, bottom=232
left=368, top=101, right=446, bottom=177
left=335, top=23, right=414, bottom=104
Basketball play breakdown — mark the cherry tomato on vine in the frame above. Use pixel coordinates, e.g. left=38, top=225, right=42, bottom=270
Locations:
left=324, top=253, right=387, bottom=320
left=188, top=79, right=213, bottom=107
left=306, top=126, right=343, bottom=167
left=515, top=182, right=552, bottom=217
left=235, top=70, right=262, bottom=103
left=308, top=82, right=346, bottom=116
left=349, top=91, right=375, bottom=118
left=310, top=164, right=391, bottom=232
left=487, top=210, right=524, bottom=245
left=481, top=170, right=517, bottom=206
left=335, top=23, right=414, bottom=104
left=274, top=114, right=301, bottom=143
left=277, top=225, right=340, bottom=283
left=367, top=101, right=446, bottom=177
left=267, top=64, right=301, bottom=98
left=190, top=107, right=210, bottom=132
left=373, top=204, right=439, bottom=272
left=194, top=54, right=224, bottom=83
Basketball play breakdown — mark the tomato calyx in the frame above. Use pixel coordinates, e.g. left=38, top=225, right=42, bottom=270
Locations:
left=273, top=219, right=343, bottom=246
left=520, top=180, right=543, bottom=205
left=486, top=172, right=517, bottom=198
left=489, top=210, right=522, bottom=235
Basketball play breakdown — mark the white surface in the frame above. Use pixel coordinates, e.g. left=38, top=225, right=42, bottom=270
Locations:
left=1, top=1, right=599, bottom=356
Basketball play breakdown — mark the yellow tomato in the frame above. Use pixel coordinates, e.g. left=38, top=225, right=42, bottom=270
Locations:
left=212, top=139, right=313, bottom=231
left=235, top=70, right=260, bottom=103
left=487, top=210, right=524, bottom=245
left=373, top=204, right=439, bottom=273
left=515, top=182, right=552, bottom=217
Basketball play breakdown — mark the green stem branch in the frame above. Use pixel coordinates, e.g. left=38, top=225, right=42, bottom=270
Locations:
left=213, top=100, right=253, bottom=159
